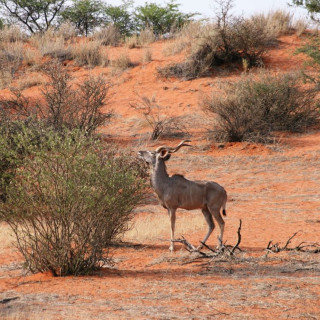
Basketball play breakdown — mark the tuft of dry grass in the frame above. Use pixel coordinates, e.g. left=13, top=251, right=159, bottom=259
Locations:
left=251, top=10, right=294, bottom=38
left=125, top=34, right=140, bottom=49
left=111, top=53, right=133, bottom=74
left=31, top=30, right=72, bottom=61
left=0, top=25, right=26, bottom=43
left=0, top=42, right=24, bottom=89
left=16, top=72, right=46, bottom=90
left=162, top=21, right=204, bottom=56
left=142, top=48, right=152, bottom=63
left=22, top=47, right=41, bottom=66
left=294, top=18, right=308, bottom=37
left=56, top=21, right=77, bottom=41
left=92, top=24, right=121, bottom=46
left=139, top=27, right=156, bottom=45
left=72, top=40, right=108, bottom=67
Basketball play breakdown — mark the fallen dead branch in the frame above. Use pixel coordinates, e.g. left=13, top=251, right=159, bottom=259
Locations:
left=265, top=232, right=320, bottom=257
left=175, top=219, right=243, bottom=260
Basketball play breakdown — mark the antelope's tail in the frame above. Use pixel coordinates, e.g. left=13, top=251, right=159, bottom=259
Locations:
left=222, top=190, right=227, bottom=216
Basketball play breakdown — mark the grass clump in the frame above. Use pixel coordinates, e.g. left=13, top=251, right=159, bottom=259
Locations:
left=92, top=24, right=121, bottom=46
left=72, top=40, right=108, bottom=67
left=31, top=29, right=72, bottom=61
left=203, top=72, right=319, bottom=143
left=0, top=42, right=24, bottom=88
left=0, top=127, right=147, bottom=276
left=0, top=25, right=26, bottom=43
left=111, top=53, right=133, bottom=73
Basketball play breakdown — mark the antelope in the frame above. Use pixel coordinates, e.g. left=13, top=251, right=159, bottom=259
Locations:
left=138, top=140, right=227, bottom=252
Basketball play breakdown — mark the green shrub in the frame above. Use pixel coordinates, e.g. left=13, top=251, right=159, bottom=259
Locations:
left=0, top=128, right=147, bottom=276
left=203, top=72, right=319, bottom=143
left=134, top=1, right=197, bottom=36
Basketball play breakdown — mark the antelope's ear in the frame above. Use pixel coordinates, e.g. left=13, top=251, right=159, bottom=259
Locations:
left=163, top=153, right=171, bottom=161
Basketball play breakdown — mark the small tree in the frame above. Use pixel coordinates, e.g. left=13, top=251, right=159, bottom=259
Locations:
left=104, top=0, right=135, bottom=37
left=0, top=0, right=66, bottom=33
left=135, top=0, right=197, bottom=36
left=61, top=0, right=104, bottom=36
left=0, top=128, right=147, bottom=276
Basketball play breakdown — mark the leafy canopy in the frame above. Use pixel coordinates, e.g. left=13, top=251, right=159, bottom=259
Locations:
left=0, top=0, right=66, bottom=33
left=61, top=0, right=104, bottom=36
left=135, top=0, right=198, bottom=35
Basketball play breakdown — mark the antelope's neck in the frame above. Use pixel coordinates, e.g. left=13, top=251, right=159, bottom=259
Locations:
left=151, top=159, right=169, bottom=196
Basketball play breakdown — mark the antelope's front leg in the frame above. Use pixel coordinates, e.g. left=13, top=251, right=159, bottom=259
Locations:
left=168, top=208, right=176, bottom=252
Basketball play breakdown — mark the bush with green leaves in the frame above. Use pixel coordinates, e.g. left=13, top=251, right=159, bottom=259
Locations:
left=203, top=72, right=319, bottom=143
left=61, top=0, right=104, bottom=36
left=134, top=0, right=197, bottom=36
left=104, top=0, right=135, bottom=37
left=0, top=127, right=147, bottom=276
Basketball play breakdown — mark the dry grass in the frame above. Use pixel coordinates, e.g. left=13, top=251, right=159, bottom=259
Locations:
left=31, top=30, right=72, bottom=61
left=0, top=42, right=24, bottom=89
left=56, top=21, right=77, bottom=41
left=16, top=72, right=45, bottom=90
left=162, top=21, right=204, bottom=56
left=294, top=18, right=309, bottom=36
left=0, top=223, right=15, bottom=249
left=72, top=40, right=108, bottom=67
left=142, top=48, right=152, bottom=63
left=139, top=28, right=156, bottom=45
left=111, top=53, right=133, bottom=74
left=0, top=25, right=26, bottom=43
left=125, top=34, right=140, bottom=49
left=92, top=25, right=121, bottom=46
left=251, top=9, right=294, bottom=38
left=22, top=47, right=41, bottom=66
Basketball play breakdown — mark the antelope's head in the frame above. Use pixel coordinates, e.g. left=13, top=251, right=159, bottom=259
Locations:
left=137, top=140, right=192, bottom=166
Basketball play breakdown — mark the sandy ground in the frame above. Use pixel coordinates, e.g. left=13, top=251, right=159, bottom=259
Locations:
left=0, top=34, right=320, bottom=319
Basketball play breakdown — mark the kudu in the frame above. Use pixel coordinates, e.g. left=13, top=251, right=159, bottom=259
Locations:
left=138, top=140, right=227, bottom=251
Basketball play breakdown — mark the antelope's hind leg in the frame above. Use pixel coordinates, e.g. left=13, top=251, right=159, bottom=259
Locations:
left=197, top=207, right=215, bottom=250
left=209, top=207, right=225, bottom=248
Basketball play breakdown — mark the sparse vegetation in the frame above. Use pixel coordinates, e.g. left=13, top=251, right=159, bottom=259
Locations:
left=131, top=96, right=189, bottom=140
left=158, top=1, right=277, bottom=80
left=203, top=72, right=319, bottom=143
left=0, top=62, right=112, bottom=134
